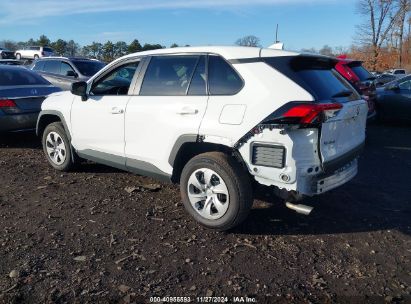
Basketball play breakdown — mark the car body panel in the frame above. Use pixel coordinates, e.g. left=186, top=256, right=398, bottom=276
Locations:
left=38, top=46, right=367, bottom=196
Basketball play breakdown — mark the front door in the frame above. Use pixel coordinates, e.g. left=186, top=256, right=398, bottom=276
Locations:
left=71, top=60, right=140, bottom=167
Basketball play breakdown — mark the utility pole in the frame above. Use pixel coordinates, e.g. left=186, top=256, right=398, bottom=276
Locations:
left=275, top=24, right=279, bottom=43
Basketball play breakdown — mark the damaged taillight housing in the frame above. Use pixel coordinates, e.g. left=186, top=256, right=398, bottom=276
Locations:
left=263, top=102, right=342, bottom=126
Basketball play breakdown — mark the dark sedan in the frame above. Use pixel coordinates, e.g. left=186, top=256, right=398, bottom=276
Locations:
left=0, top=66, right=62, bottom=132
left=376, top=75, right=411, bottom=123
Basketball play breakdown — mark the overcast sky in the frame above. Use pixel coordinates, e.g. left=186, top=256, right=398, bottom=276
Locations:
left=0, top=0, right=360, bottom=50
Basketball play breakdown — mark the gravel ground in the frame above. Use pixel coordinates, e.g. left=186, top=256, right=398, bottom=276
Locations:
left=0, top=124, right=410, bottom=304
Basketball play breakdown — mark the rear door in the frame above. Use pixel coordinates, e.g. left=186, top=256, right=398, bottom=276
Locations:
left=125, top=55, right=208, bottom=175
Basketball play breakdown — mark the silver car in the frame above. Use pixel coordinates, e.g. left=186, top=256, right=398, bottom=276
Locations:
left=15, top=46, right=54, bottom=60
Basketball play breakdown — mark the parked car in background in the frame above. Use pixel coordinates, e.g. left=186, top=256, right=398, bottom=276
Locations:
left=31, top=57, right=106, bottom=90
left=37, top=46, right=368, bottom=230
left=376, top=75, right=411, bottom=123
left=0, top=47, right=15, bottom=59
left=0, top=66, right=61, bottom=132
left=335, top=55, right=376, bottom=118
left=375, top=73, right=397, bottom=87
left=15, top=46, right=54, bottom=60
left=0, top=59, right=25, bottom=66
left=386, top=69, right=406, bottom=78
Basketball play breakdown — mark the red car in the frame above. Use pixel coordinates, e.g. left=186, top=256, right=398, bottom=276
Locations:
left=335, top=55, right=376, bottom=119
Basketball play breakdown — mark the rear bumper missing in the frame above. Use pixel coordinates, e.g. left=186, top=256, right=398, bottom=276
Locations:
left=312, top=159, right=358, bottom=195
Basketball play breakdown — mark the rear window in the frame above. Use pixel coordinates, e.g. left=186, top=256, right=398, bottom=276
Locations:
left=43, top=47, right=53, bottom=53
left=72, top=60, right=105, bottom=77
left=0, top=68, right=50, bottom=86
left=350, top=65, right=374, bottom=81
left=394, top=70, right=406, bottom=75
left=264, top=56, right=361, bottom=102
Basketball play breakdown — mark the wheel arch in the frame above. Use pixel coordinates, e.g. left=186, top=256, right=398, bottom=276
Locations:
left=36, top=110, right=71, bottom=140
left=170, top=138, right=249, bottom=183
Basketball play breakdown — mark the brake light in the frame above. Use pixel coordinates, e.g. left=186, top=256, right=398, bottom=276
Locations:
left=0, top=99, right=16, bottom=108
left=266, top=102, right=342, bottom=125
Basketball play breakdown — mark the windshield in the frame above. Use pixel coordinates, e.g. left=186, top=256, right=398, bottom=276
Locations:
left=0, top=67, right=50, bottom=86
left=73, top=60, right=106, bottom=77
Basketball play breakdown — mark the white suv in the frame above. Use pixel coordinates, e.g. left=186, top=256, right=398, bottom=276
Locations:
left=15, top=46, right=54, bottom=60
left=36, top=46, right=368, bottom=230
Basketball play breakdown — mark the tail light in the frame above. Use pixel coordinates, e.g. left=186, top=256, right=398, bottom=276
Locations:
left=0, top=99, right=16, bottom=108
left=264, top=102, right=342, bottom=125
left=41, top=51, right=45, bottom=56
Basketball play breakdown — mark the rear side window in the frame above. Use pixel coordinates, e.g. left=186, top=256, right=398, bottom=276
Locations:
left=32, top=61, right=45, bottom=71
left=43, top=61, right=61, bottom=74
left=29, top=46, right=40, bottom=51
left=208, top=55, right=243, bottom=95
left=140, top=55, right=199, bottom=96
left=264, top=56, right=360, bottom=102
left=0, top=68, right=50, bottom=86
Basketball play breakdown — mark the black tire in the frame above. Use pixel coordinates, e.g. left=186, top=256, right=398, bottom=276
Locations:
left=34, top=54, right=39, bottom=60
left=180, top=152, right=253, bottom=231
left=15, top=53, right=21, bottom=60
left=42, top=122, right=75, bottom=172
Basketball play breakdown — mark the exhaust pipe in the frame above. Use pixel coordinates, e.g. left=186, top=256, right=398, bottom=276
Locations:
left=285, top=202, right=313, bottom=216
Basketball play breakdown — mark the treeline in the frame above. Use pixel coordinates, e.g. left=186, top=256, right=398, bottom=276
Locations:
left=0, top=35, right=187, bottom=62
left=350, top=0, right=411, bottom=72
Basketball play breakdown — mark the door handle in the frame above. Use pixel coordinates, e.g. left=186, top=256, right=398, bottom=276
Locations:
left=176, top=107, right=198, bottom=115
left=111, top=107, right=124, bottom=114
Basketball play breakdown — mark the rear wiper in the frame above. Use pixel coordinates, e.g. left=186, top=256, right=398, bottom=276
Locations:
left=331, top=90, right=353, bottom=98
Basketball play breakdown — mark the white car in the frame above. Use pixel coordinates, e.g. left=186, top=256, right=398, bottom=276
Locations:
left=15, top=46, right=54, bottom=60
left=36, top=46, right=368, bottom=230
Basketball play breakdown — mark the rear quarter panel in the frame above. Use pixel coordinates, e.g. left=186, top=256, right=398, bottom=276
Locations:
left=199, top=60, right=313, bottom=146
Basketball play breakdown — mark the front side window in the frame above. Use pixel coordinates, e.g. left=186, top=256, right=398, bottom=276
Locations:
left=91, top=61, right=139, bottom=96
left=60, top=62, right=75, bottom=76
left=43, top=60, right=60, bottom=74
left=32, top=61, right=45, bottom=71
left=208, top=55, right=243, bottom=95
left=140, top=55, right=199, bottom=96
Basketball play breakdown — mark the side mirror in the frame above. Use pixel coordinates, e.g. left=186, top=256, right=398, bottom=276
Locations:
left=66, top=70, right=77, bottom=78
left=71, top=81, right=88, bottom=101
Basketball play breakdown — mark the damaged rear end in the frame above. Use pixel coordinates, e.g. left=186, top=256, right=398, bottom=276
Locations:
left=235, top=54, right=368, bottom=198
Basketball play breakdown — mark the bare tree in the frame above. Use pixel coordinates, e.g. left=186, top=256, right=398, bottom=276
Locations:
left=235, top=35, right=261, bottom=47
left=356, top=0, right=404, bottom=70
left=397, top=0, right=410, bottom=67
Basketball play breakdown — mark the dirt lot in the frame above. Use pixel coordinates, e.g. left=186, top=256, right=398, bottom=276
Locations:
left=0, top=124, right=410, bottom=303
